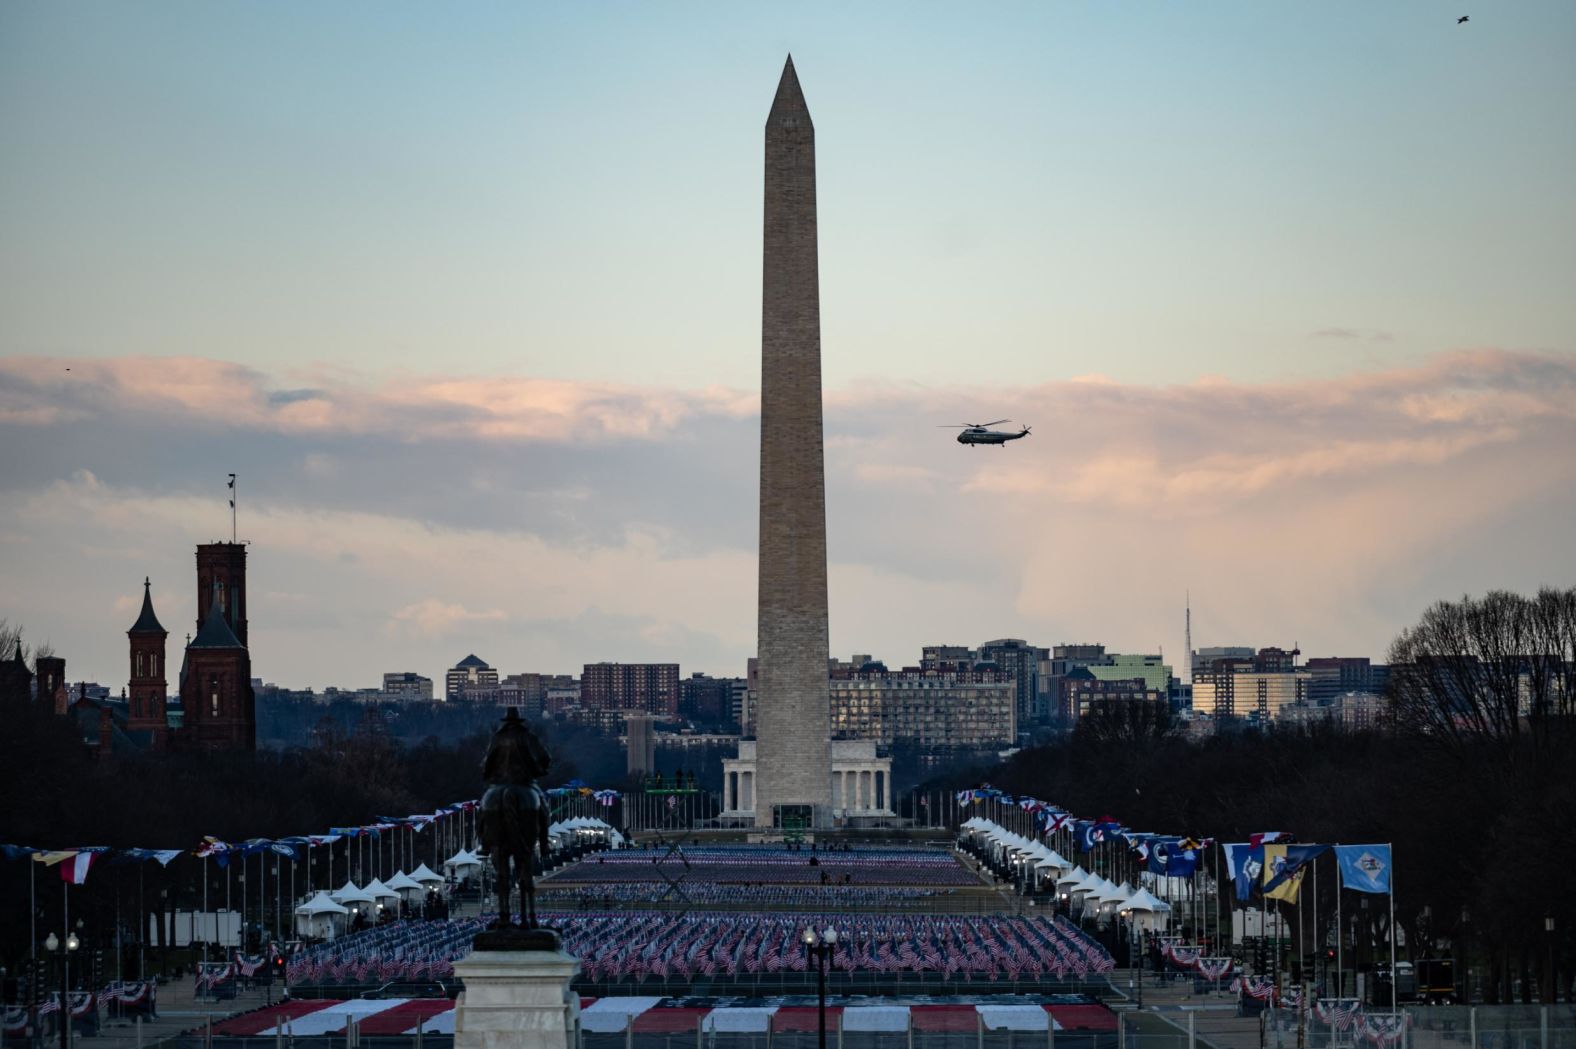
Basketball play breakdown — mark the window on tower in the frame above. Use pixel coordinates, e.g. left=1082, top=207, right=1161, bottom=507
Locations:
left=211, top=676, right=220, bottom=718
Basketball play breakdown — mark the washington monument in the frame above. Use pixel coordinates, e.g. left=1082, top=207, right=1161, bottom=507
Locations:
left=753, top=55, right=833, bottom=828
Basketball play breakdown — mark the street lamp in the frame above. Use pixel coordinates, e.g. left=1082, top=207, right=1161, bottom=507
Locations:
left=803, top=926, right=839, bottom=1049
left=44, top=931, right=79, bottom=1049
left=1545, top=915, right=1555, bottom=1004
left=1122, top=910, right=1143, bottom=1008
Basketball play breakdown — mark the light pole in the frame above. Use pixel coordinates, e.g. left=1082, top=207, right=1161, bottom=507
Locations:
left=1545, top=915, right=1555, bottom=1004
left=44, top=931, right=78, bottom=1049
left=802, top=926, right=839, bottom=1049
left=1122, top=909, right=1143, bottom=1008
left=1458, top=908, right=1470, bottom=1005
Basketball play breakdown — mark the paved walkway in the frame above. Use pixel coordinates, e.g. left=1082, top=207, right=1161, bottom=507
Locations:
left=69, top=979, right=280, bottom=1049
left=1106, top=970, right=1273, bottom=1049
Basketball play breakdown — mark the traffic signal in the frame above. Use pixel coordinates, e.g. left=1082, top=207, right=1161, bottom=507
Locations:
left=272, top=955, right=286, bottom=981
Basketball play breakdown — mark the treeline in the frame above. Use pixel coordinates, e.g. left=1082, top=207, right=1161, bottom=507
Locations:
left=933, top=586, right=1576, bottom=1003
left=0, top=703, right=620, bottom=973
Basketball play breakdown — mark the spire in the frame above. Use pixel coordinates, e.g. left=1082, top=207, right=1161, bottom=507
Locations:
left=768, top=54, right=812, bottom=128
left=189, top=594, right=243, bottom=650
left=129, top=577, right=167, bottom=635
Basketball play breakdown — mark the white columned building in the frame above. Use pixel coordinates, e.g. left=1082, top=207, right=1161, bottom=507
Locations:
left=722, top=740, right=895, bottom=823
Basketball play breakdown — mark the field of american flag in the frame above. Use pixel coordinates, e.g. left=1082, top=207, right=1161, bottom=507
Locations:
left=542, top=846, right=980, bottom=888
left=284, top=912, right=1114, bottom=997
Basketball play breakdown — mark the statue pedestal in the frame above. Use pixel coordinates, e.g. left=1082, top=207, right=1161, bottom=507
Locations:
left=453, top=946, right=581, bottom=1049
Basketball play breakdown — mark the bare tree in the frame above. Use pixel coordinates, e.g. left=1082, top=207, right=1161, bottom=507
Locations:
left=0, top=619, right=23, bottom=662
left=1387, top=586, right=1576, bottom=773
left=1073, top=697, right=1178, bottom=746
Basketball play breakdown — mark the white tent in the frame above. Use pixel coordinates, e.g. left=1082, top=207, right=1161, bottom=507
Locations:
left=330, top=879, right=375, bottom=905
left=409, top=863, right=444, bottom=885
left=1067, top=873, right=1108, bottom=911
left=1055, top=866, right=1089, bottom=888
left=294, top=891, right=348, bottom=939
left=385, top=871, right=422, bottom=895
left=1096, top=880, right=1134, bottom=906
left=1124, top=887, right=1172, bottom=912
left=444, top=849, right=483, bottom=875
left=1036, top=849, right=1071, bottom=871
left=363, top=878, right=401, bottom=902
left=297, top=891, right=349, bottom=915
left=1123, top=887, right=1173, bottom=931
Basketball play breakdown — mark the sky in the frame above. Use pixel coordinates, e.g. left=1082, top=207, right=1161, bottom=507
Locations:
left=1, top=3, right=1573, bottom=689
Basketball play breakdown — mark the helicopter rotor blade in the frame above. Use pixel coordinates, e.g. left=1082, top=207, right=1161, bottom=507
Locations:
left=977, top=419, right=1009, bottom=428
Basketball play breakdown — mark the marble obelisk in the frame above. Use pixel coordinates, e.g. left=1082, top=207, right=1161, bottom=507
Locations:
left=753, top=55, right=832, bottom=828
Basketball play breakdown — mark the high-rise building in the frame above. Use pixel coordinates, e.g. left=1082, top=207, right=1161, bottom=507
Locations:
left=976, top=639, right=1048, bottom=725
left=829, top=664, right=1015, bottom=750
left=445, top=655, right=499, bottom=702
left=752, top=56, right=833, bottom=829
left=581, top=663, right=680, bottom=717
left=1193, top=647, right=1310, bottom=721
left=680, top=672, right=745, bottom=725
left=382, top=671, right=434, bottom=700
left=1059, top=670, right=1168, bottom=724
left=499, top=673, right=544, bottom=714
left=920, top=645, right=975, bottom=668
left=1303, top=657, right=1373, bottom=704
left=1083, top=654, right=1171, bottom=693
left=1039, top=644, right=1108, bottom=725
left=1191, top=646, right=1255, bottom=678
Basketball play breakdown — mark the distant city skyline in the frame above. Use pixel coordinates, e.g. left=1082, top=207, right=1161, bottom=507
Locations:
left=2, top=4, right=1573, bottom=687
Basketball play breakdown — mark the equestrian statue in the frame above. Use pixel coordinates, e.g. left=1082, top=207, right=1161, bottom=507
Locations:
left=476, top=708, right=553, bottom=930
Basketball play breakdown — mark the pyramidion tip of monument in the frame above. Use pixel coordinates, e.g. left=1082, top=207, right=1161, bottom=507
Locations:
left=769, top=53, right=811, bottom=126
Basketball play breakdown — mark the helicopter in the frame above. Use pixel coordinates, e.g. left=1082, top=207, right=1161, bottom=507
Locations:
left=939, top=419, right=1032, bottom=446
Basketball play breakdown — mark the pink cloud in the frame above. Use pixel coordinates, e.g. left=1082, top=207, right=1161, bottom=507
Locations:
left=0, top=356, right=757, bottom=443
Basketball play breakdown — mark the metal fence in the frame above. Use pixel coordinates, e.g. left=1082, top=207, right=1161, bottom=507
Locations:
left=1115, top=1001, right=1576, bottom=1049
left=578, top=1019, right=1118, bottom=1049
left=157, top=1021, right=1119, bottom=1049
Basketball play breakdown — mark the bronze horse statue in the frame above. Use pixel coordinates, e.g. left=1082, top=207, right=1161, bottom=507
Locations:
left=476, top=709, right=553, bottom=929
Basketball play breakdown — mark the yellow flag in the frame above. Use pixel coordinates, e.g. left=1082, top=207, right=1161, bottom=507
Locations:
left=1263, top=843, right=1306, bottom=903
left=34, top=850, right=79, bottom=867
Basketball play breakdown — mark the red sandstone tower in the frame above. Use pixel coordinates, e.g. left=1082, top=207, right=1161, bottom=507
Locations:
left=34, top=655, right=68, bottom=715
left=196, top=542, right=249, bottom=647
left=126, top=577, right=170, bottom=747
left=179, top=591, right=254, bottom=750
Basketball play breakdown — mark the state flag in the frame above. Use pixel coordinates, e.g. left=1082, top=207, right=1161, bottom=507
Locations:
left=1334, top=844, right=1392, bottom=894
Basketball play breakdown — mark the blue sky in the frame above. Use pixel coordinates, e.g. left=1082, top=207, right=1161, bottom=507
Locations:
left=1, top=3, right=1573, bottom=686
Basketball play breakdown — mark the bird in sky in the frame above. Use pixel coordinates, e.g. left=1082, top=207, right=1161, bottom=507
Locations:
left=1457, top=15, right=1469, bottom=23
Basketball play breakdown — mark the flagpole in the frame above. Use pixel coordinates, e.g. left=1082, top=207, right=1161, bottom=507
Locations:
left=1313, top=857, right=1320, bottom=996
left=202, top=857, right=209, bottom=966
left=1388, top=842, right=1397, bottom=1014
left=1336, top=862, right=1344, bottom=1000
